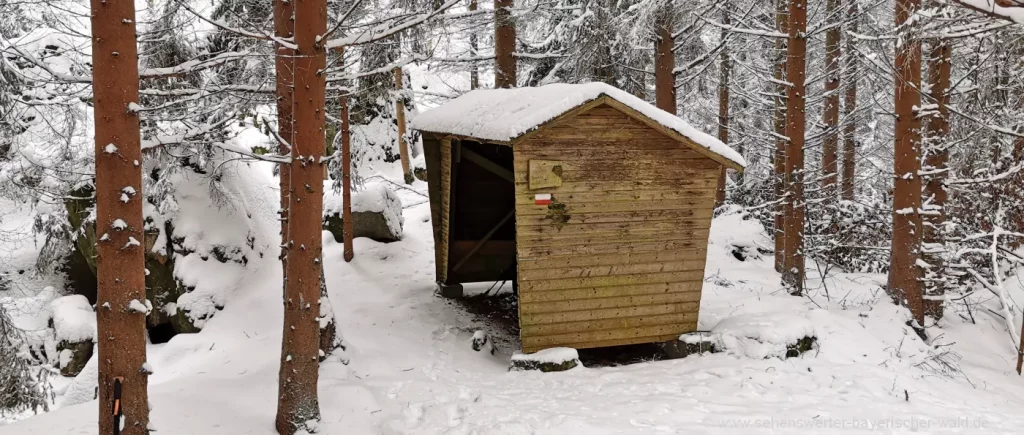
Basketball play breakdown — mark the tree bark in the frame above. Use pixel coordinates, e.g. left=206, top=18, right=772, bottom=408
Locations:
left=338, top=47, right=354, bottom=263
left=276, top=0, right=326, bottom=432
left=921, top=37, right=950, bottom=320
left=654, top=13, right=676, bottom=114
left=841, top=2, right=858, bottom=201
left=90, top=0, right=149, bottom=432
left=395, top=67, right=412, bottom=184
left=783, top=0, right=807, bottom=295
left=469, top=0, right=479, bottom=90
left=888, top=0, right=925, bottom=331
left=822, top=0, right=841, bottom=200
left=275, top=0, right=295, bottom=296
left=715, top=2, right=731, bottom=207
left=494, top=0, right=516, bottom=88
left=774, top=0, right=789, bottom=273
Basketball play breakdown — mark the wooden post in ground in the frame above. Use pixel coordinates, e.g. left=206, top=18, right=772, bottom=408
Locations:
left=494, top=0, right=516, bottom=88
left=715, top=2, right=731, bottom=207
left=773, top=0, right=788, bottom=273
left=783, top=0, right=807, bottom=296
left=654, top=12, right=676, bottom=114
left=275, top=0, right=296, bottom=296
left=841, top=3, right=859, bottom=201
left=922, top=35, right=950, bottom=320
left=338, top=47, right=354, bottom=262
left=89, top=0, right=149, bottom=432
left=469, top=0, right=480, bottom=90
left=395, top=67, right=412, bottom=184
left=275, top=0, right=326, bottom=431
left=888, top=0, right=925, bottom=331
left=822, top=0, right=842, bottom=200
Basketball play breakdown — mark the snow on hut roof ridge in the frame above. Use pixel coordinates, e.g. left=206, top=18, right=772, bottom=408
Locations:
left=411, top=82, right=746, bottom=168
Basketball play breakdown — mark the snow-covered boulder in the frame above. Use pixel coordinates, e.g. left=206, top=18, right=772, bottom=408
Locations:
left=710, top=311, right=818, bottom=360
left=709, top=206, right=772, bottom=262
left=49, top=295, right=95, bottom=376
left=324, top=183, right=405, bottom=243
left=509, top=347, right=580, bottom=372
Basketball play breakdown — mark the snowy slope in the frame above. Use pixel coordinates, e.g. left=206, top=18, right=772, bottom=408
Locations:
left=6, top=168, right=1024, bottom=434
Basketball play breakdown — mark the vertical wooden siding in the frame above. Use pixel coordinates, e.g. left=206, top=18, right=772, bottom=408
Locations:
left=513, top=105, right=720, bottom=352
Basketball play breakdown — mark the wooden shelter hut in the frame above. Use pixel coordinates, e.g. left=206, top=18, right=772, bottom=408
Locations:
left=412, top=83, right=745, bottom=353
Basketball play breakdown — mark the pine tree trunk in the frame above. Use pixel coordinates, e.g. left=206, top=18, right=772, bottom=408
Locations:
left=469, top=0, right=479, bottom=90
left=395, top=68, right=412, bottom=184
left=841, top=3, right=858, bottom=201
left=715, top=3, right=731, bottom=207
left=888, top=0, right=925, bottom=331
left=822, top=0, right=841, bottom=200
left=654, top=14, right=676, bottom=113
left=338, top=47, right=354, bottom=263
left=494, top=0, right=516, bottom=88
left=921, top=37, right=950, bottom=320
left=783, top=0, right=807, bottom=295
left=275, top=0, right=326, bottom=432
left=90, top=0, right=149, bottom=432
left=275, top=0, right=295, bottom=296
left=774, top=0, right=789, bottom=273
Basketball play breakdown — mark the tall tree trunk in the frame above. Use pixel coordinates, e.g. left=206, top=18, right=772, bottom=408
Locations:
left=783, top=0, right=807, bottom=295
left=275, top=0, right=295, bottom=296
left=889, top=0, right=926, bottom=331
left=395, top=67, right=412, bottom=184
left=774, top=0, right=789, bottom=273
left=921, top=37, right=950, bottom=320
left=654, top=13, right=676, bottom=113
left=469, top=0, right=479, bottom=90
left=715, top=2, right=731, bottom=207
left=90, top=0, right=149, bottom=432
left=822, top=0, right=842, bottom=199
left=338, top=47, right=354, bottom=263
left=841, top=2, right=858, bottom=201
left=494, top=0, right=516, bottom=88
left=276, top=0, right=326, bottom=432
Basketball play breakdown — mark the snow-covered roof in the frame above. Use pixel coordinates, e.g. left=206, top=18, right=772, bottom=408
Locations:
left=411, top=82, right=745, bottom=169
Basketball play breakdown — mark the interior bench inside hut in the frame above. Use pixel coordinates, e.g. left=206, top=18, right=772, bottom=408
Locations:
left=412, top=82, right=746, bottom=353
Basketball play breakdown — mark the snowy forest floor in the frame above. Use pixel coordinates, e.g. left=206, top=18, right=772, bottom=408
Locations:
left=7, top=162, right=1024, bottom=434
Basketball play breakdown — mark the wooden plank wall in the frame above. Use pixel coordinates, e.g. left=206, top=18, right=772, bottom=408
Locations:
left=513, top=104, right=720, bottom=352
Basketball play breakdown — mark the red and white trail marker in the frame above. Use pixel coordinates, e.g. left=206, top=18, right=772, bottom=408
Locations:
left=534, top=193, right=552, bottom=206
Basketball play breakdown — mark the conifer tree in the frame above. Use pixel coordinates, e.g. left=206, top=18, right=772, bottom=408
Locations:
left=89, top=0, right=150, bottom=432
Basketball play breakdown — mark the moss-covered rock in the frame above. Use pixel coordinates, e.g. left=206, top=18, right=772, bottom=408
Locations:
left=63, top=190, right=198, bottom=335
left=64, top=185, right=97, bottom=277
left=413, top=166, right=427, bottom=182
left=57, top=340, right=93, bottom=377
left=324, top=211, right=402, bottom=243
left=785, top=336, right=817, bottom=358
left=170, top=307, right=202, bottom=335
left=662, top=333, right=720, bottom=359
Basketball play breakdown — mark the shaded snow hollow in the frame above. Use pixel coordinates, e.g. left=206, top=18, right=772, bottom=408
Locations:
left=410, top=82, right=746, bottom=168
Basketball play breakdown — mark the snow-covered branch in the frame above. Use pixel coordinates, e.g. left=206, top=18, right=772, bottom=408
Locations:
left=325, top=0, right=460, bottom=48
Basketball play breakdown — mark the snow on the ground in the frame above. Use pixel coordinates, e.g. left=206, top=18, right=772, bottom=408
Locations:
left=7, top=168, right=1024, bottom=433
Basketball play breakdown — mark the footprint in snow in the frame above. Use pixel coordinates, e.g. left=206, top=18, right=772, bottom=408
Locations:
left=446, top=403, right=466, bottom=427
left=403, top=403, right=424, bottom=427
